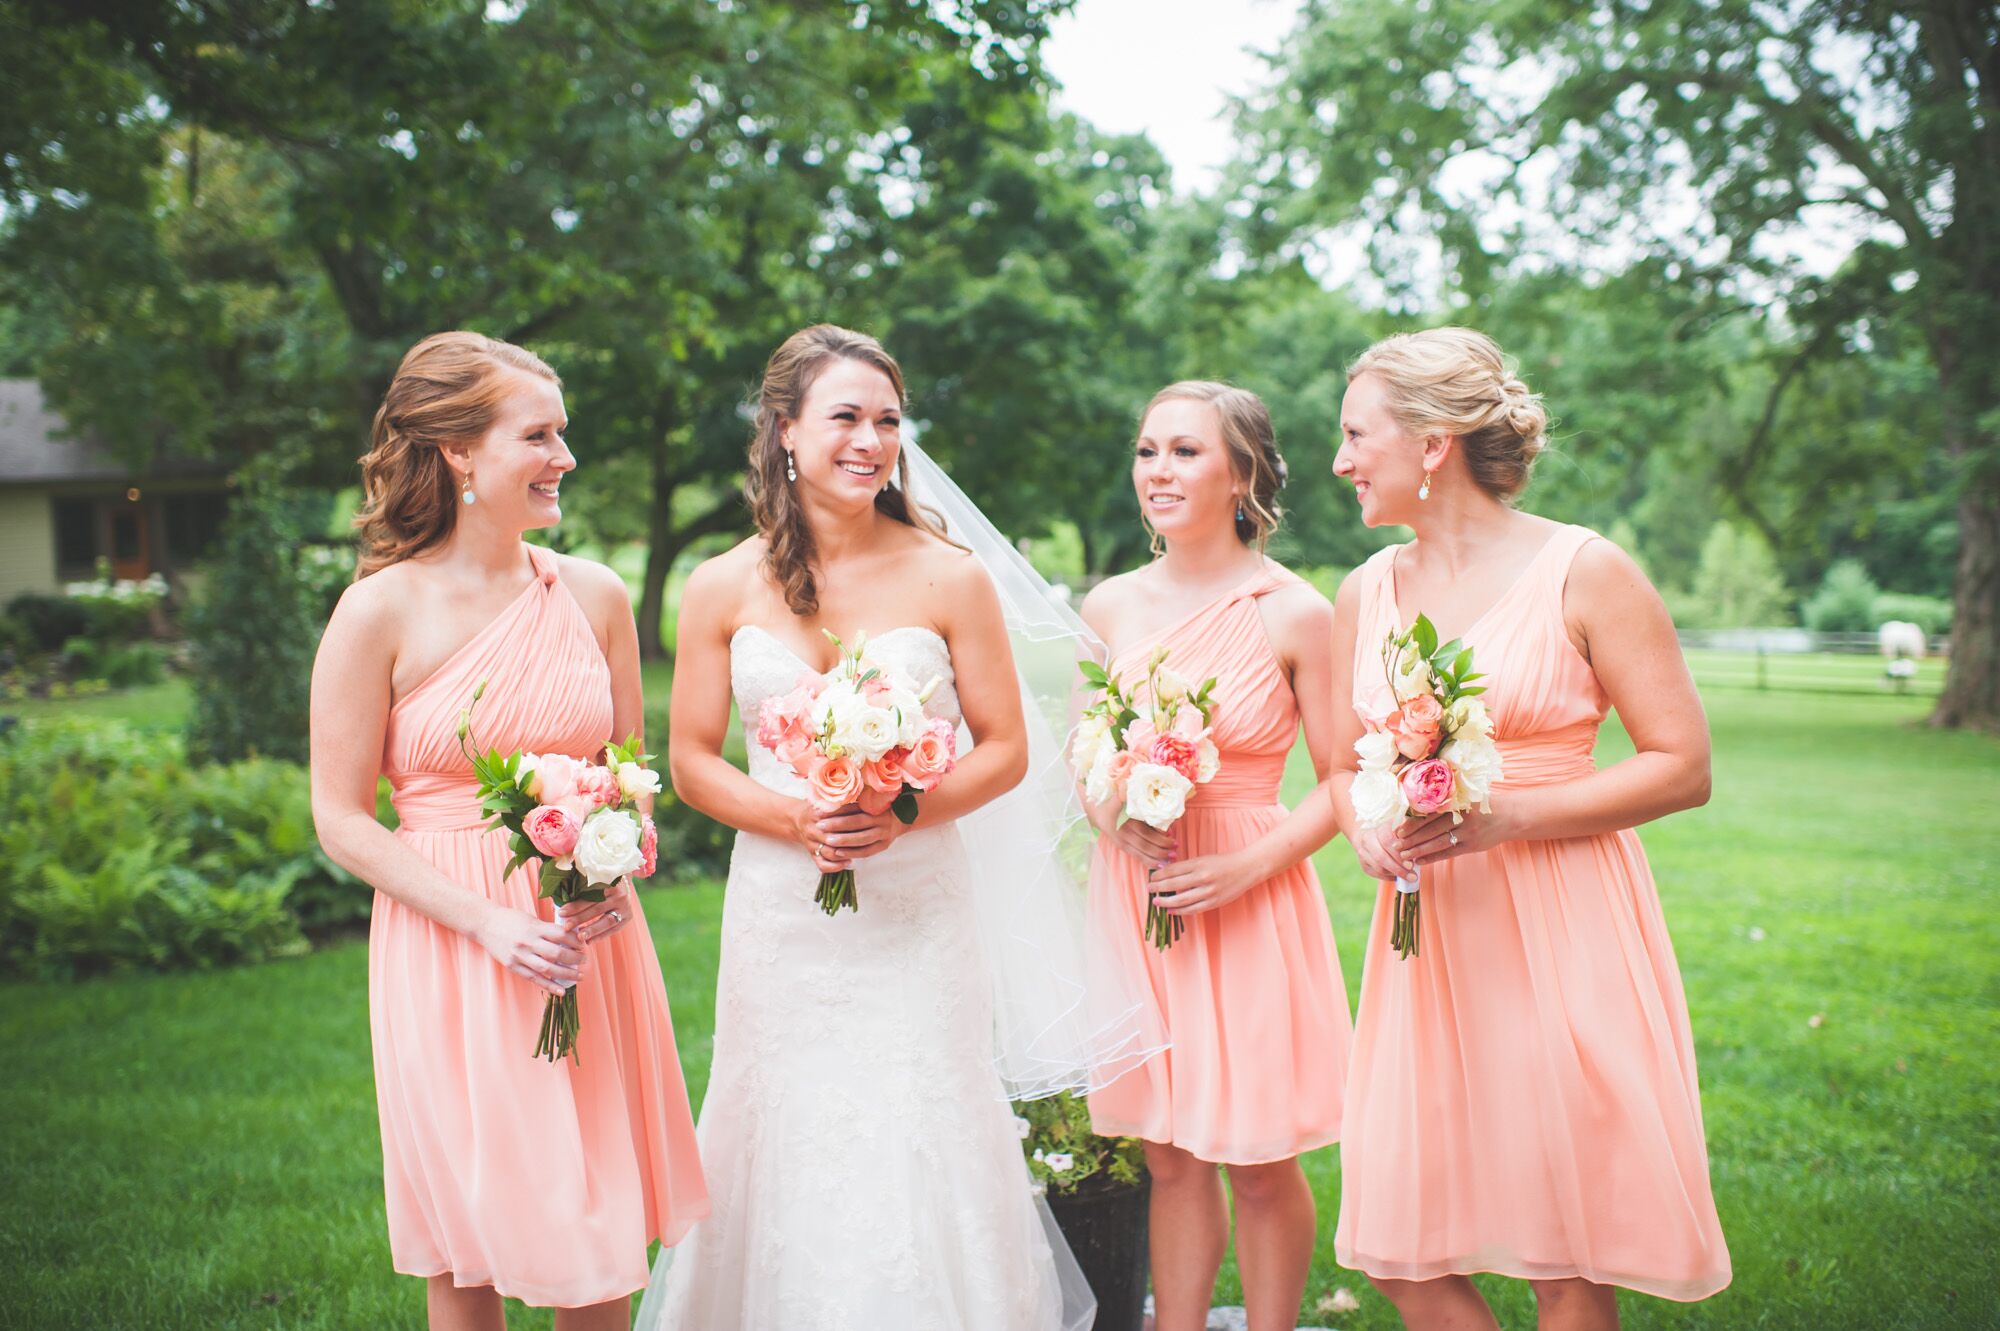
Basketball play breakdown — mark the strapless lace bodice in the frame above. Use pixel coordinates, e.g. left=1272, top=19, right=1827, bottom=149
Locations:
left=730, top=624, right=962, bottom=794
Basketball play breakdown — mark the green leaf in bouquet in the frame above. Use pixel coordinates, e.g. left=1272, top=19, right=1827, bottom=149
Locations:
left=1458, top=685, right=1487, bottom=695
left=1453, top=647, right=1474, bottom=677
left=891, top=790, right=919, bottom=825
left=538, top=860, right=569, bottom=898
left=1434, top=637, right=1463, bottom=667
left=1078, top=660, right=1111, bottom=688
left=1412, top=614, right=1438, bottom=657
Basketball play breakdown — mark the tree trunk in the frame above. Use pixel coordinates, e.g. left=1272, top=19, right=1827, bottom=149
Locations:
left=637, top=444, right=675, bottom=662
left=1933, top=484, right=1999, bottom=730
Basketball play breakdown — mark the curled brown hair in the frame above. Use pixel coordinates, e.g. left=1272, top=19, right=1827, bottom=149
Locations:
left=353, top=331, right=561, bottom=577
left=745, top=324, right=957, bottom=616
left=1345, top=327, right=1548, bottom=501
left=1138, top=381, right=1289, bottom=552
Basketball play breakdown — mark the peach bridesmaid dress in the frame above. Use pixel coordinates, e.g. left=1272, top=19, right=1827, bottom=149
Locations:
left=1335, top=524, right=1730, bottom=1299
left=1086, top=564, right=1352, bottom=1164
left=371, top=545, right=707, bottom=1306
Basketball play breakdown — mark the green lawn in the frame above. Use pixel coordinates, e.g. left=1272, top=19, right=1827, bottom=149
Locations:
left=3, top=683, right=1995, bottom=1328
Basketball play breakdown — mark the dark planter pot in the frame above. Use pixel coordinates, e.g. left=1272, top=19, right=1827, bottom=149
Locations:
left=1048, top=1175, right=1150, bottom=1331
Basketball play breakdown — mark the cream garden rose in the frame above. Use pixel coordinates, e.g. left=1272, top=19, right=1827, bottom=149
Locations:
left=1123, top=762, right=1194, bottom=830
left=573, top=807, right=646, bottom=886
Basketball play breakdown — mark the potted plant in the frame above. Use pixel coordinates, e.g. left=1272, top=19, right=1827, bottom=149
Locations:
left=1015, top=1092, right=1149, bottom=1331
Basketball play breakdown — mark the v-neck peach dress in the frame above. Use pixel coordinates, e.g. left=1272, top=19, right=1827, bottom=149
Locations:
left=1085, top=566, right=1353, bottom=1165
left=1334, top=525, right=1730, bottom=1300
left=370, top=545, right=707, bottom=1307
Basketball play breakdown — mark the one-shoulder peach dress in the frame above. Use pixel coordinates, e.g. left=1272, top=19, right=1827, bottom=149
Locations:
left=371, top=545, right=707, bottom=1307
left=1335, top=524, right=1730, bottom=1300
left=1086, top=566, right=1353, bottom=1164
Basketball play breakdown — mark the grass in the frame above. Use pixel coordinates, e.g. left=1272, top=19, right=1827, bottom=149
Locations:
left=3, top=681, right=1995, bottom=1329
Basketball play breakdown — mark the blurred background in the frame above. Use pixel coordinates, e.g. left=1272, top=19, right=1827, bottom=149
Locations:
left=0, top=2, right=1993, bottom=1329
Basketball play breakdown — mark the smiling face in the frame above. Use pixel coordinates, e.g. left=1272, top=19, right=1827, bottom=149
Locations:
left=1335, top=371, right=1431, bottom=528
left=785, top=356, right=903, bottom=509
left=455, top=368, right=575, bottom=533
left=1134, top=397, right=1243, bottom=547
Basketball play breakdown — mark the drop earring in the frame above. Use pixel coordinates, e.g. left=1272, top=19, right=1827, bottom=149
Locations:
left=785, top=451, right=797, bottom=483
left=1417, top=471, right=1433, bottom=502
left=1236, top=501, right=1245, bottom=523
left=461, top=469, right=477, bottom=506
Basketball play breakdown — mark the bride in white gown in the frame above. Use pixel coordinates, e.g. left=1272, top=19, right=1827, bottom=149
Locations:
left=641, top=325, right=1157, bottom=1330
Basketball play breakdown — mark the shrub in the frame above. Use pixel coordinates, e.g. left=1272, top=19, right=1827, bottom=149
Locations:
left=185, top=478, right=325, bottom=764
left=1013, top=1092, right=1146, bottom=1197
left=61, top=569, right=169, bottom=640
left=1872, top=592, right=1953, bottom=637
left=652, top=785, right=736, bottom=882
left=1802, top=559, right=1882, bottom=634
left=59, top=637, right=169, bottom=687
left=4, top=592, right=91, bottom=652
left=0, top=720, right=364, bottom=980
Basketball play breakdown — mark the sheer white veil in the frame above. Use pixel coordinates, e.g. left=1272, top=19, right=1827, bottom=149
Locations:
left=896, top=435, right=1165, bottom=1102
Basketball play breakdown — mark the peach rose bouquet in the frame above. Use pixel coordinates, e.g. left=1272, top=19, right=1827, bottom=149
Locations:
left=456, top=682, right=661, bottom=1061
left=755, top=630, right=956, bottom=916
left=1073, top=646, right=1221, bottom=950
left=1349, top=614, right=1502, bottom=959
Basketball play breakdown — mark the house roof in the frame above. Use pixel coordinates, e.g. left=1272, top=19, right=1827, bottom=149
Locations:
left=0, top=379, right=227, bottom=485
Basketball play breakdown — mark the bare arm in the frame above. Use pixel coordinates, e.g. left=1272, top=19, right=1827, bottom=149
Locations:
left=666, top=553, right=813, bottom=846
left=1149, top=583, right=1348, bottom=915
left=1327, top=568, right=1421, bottom=882
left=1073, top=577, right=1176, bottom=866
left=1400, top=540, right=1712, bottom=866
left=308, top=577, right=582, bottom=995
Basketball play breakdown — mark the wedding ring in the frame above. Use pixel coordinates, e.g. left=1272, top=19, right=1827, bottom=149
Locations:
left=1448, top=831, right=1459, bottom=847
left=610, top=910, right=623, bottom=926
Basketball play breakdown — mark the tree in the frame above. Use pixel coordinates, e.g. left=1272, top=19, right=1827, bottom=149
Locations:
left=1243, top=0, right=1998, bottom=727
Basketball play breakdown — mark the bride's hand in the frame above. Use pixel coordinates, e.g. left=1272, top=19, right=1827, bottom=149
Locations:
left=809, top=803, right=906, bottom=867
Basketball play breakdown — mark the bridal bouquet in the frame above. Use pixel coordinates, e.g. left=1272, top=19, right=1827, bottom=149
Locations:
left=457, top=682, right=660, bottom=1062
left=1349, top=614, right=1502, bottom=959
left=755, top=631, right=957, bottom=916
left=1073, top=646, right=1220, bottom=950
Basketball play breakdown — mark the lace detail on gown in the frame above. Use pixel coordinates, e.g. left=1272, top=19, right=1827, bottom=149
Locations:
left=637, top=626, right=1070, bottom=1330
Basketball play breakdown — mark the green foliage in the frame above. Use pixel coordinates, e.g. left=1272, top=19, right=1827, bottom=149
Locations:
left=1013, top=1091, right=1146, bottom=1198
left=4, top=592, right=92, bottom=653
left=1803, top=560, right=1885, bottom=634
left=1675, top=524, right=1793, bottom=629
left=0, top=720, right=363, bottom=979
left=1871, top=593, right=1952, bottom=638
left=651, top=787, right=736, bottom=884
left=184, top=478, right=324, bottom=764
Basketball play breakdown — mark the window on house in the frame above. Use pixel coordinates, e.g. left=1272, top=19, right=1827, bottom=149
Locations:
left=53, top=498, right=97, bottom=571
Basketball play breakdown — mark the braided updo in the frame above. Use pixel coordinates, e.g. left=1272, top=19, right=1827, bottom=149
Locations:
left=1345, top=327, right=1548, bottom=501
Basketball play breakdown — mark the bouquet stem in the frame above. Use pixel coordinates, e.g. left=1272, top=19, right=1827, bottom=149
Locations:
left=535, top=985, right=582, bottom=1064
left=1391, top=873, right=1421, bottom=960
left=815, top=868, right=857, bottom=915
left=1146, top=895, right=1184, bottom=950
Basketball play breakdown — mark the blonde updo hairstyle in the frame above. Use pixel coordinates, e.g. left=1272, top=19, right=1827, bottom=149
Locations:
left=745, top=324, right=958, bottom=617
left=353, top=331, right=561, bottom=577
left=1138, top=381, right=1289, bottom=553
left=1345, top=327, right=1547, bottom=501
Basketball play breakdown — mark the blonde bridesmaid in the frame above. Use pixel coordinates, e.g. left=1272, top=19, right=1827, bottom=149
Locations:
left=310, top=332, right=707, bottom=1329
left=1083, top=382, right=1353, bottom=1331
left=1328, top=328, right=1730, bottom=1330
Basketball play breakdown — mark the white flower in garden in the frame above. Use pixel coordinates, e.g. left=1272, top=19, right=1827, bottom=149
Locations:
left=1350, top=768, right=1406, bottom=829
left=1354, top=729, right=1399, bottom=772
left=1043, top=1152, right=1074, bottom=1172
left=1123, top=762, right=1193, bottom=831
left=616, top=761, right=661, bottom=803
left=573, top=808, right=646, bottom=886
left=1013, top=1115, right=1032, bottom=1140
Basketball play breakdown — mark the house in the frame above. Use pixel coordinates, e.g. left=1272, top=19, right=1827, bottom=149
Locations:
left=0, top=379, right=232, bottom=605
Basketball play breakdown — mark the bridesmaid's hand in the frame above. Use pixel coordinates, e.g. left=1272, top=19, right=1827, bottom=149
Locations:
left=1352, top=823, right=1416, bottom=883
left=1092, top=805, right=1178, bottom=867
left=1147, top=850, right=1260, bottom=916
left=1395, top=806, right=1513, bottom=868
left=559, top=879, right=635, bottom=945
left=473, top=906, right=586, bottom=995
left=809, top=803, right=906, bottom=868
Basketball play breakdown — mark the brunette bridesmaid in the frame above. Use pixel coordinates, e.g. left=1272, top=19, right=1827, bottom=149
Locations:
left=1083, top=382, right=1352, bottom=1331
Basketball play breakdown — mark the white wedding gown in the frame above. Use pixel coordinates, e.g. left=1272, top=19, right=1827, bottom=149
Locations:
left=635, top=624, right=1079, bottom=1331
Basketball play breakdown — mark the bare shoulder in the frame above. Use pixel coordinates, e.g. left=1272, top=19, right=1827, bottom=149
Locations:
left=1078, top=566, right=1147, bottom=639
left=684, top=537, right=764, bottom=600
left=1567, top=534, right=1656, bottom=608
left=548, top=549, right=630, bottom=619
left=327, top=563, right=410, bottom=641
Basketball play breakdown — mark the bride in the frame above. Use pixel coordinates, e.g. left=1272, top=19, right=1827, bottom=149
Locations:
left=638, top=324, right=1153, bottom=1330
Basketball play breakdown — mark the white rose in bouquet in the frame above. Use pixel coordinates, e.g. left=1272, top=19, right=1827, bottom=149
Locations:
left=1195, top=737, right=1220, bottom=783
left=1123, top=762, right=1194, bottom=831
left=1394, top=657, right=1435, bottom=702
left=1354, top=728, right=1400, bottom=772
left=1440, top=734, right=1503, bottom=810
left=573, top=807, right=646, bottom=886
left=616, top=760, right=661, bottom=802
left=1084, top=743, right=1117, bottom=807
left=1350, top=768, right=1407, bottom=829
left=1447, top=695, right=1494, bottom=740
left=1071, top=713, right=1110, bottom=769
left=1153, top=667, right=1190, bottom=704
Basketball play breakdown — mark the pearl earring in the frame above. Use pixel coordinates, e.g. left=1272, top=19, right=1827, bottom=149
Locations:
left=461, top=470, right=477, bottom=506
left=785, top=451, right=797, bottom=483
left=1418, top=471, right=1433, bottom=502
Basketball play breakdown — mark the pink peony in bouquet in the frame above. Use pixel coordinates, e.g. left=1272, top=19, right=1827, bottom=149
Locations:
left=1349, top=614, right=1502, bottom=960
left=755, top=630, right=957, bottom=915
left=457, top=682, right=661, bottom=1061
left=1073, top=646, right=1220, bottom=949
